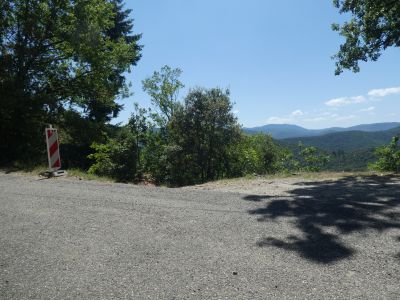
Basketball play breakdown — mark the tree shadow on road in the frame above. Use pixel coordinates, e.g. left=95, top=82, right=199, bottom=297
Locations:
left=244, top=175, right=400, bottom=264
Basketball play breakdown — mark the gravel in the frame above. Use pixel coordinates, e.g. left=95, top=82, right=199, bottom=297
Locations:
left=1, top=172, right=399, bottom=299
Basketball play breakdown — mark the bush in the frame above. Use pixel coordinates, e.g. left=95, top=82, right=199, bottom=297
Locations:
left=229, top=134, right=291, bottom=176
left=88, top=134, right=138, bottom=182
left=370, top=136, right=400, bottom=173
left=298, top=143, right=330, bottom=172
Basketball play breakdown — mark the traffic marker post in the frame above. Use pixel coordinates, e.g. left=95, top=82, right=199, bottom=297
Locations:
left=44, top=125, right=67, bottom=177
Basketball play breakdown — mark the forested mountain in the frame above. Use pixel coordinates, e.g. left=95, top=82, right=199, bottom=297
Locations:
left=277, top=126, right=400, bottom=171
left=244, top=124, right=314, bottom=139
left=244, top=122, right=400, bottom=139
left=347, top=123, right=400, bottom=132
left=281, top=126, right=400, bottom=152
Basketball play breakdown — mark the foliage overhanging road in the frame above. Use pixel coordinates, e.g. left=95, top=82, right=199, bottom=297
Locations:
left=1, top=173, right=400, bottom=299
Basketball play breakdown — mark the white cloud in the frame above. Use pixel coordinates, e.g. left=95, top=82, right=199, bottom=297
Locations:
left=291, top=109, right=304, bottom=116
left=267, top=116, right=292, bottom=124
left=360, top=106, right=375, bottom=112
left=325, top=96, right=366, bottom=107
left=368, top=86, right=400, bottom=98
left=325, top=98, right=347, bottom=107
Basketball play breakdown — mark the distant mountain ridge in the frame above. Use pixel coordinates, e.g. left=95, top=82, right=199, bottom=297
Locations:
left=281, top=126, right=400, bottom=152
left=244, top=122, right=400, bottom=139
left=277, top=126, right=400, bottom=171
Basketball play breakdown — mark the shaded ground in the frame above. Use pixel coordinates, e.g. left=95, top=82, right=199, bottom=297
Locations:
left=1, top=172, right=400, bottom=299
left=195, top=173, right=400, bottom=264
left=244, top=175, right=400, bottom=264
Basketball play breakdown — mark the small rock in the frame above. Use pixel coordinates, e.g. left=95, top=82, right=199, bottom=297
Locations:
left=233, top=271, right=238, bottom=275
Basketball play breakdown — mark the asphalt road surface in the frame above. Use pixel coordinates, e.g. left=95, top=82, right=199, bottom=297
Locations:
left=1, top=173, right=400, bottom=299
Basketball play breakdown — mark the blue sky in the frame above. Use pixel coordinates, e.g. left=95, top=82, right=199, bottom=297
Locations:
left=115, top=0, right=400, bottom=129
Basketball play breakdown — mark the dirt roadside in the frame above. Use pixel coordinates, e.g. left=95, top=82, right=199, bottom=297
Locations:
left=185, top=172, right=400, bottom=195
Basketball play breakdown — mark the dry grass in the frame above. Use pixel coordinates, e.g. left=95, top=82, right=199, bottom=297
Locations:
left=0, top=163, right=115, bottom=183
left=65, top=169, right=115, bottom=182
left=188, top=171, right=399, bottom=195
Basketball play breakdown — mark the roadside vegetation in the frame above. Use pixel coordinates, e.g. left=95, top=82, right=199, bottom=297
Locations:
left=1, top=0, right=399, bottom=186
left=84, top=68, right=309, bottom=186
left=370, top=136, right=400, bottom=173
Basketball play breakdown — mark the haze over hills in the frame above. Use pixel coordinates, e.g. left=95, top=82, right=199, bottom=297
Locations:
left=275, top=125, right=400, bottom=171
left=281, top=126, right=400, bottom=152
left=244, top=122, right=400, bottom=140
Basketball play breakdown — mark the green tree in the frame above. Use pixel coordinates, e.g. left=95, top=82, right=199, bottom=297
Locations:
left=128, top=103, right=151, bottom=178
left=231, top=133, right=290, bottom=176
left=140, top=129, right=170, bottom=183
left=142, top=65, right=184, bottom=127
left=167, top=87, right=241, bottom=185
left=87, top=130, right=138, bottom=182
left=370, top=136, right=400, bottom=173
left=332, top=0, right=400, bottom=75
left=107, top=0, right=142, bottom=45
left=87, top=103, right=155, bottom=182
left=138, top=66, right=185, bottom=182
left=0, top=0, right=141, bottom=163
left=298, top=143, right=330, bottom=172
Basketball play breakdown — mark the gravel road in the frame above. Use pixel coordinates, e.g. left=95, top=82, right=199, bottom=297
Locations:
left=1, top=172, right=400, bottom=299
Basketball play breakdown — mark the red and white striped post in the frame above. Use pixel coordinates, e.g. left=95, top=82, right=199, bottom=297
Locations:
left=45, top=125, right=61, bottom=170
left=45, top=125, right=66, bottom=176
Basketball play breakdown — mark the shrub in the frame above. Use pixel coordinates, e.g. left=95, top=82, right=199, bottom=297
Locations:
left=298, top=143, right=330, bottom=172
left=88, top=135, right=138, bottom=182
left=370, top=136, right=400, bottom=173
